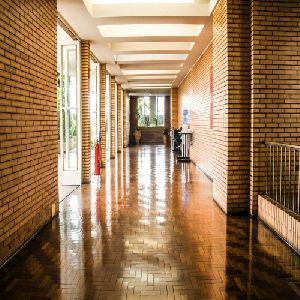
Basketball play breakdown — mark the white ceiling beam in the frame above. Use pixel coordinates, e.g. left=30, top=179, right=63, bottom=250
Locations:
left=110, top=42, right=194, bottom=54
left=115, top=54, right=187, bottom=63
left=86, top=2, right=210, bottom=18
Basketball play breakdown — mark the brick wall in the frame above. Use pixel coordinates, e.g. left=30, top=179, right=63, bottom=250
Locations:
left=165, top=96, right=171, bottom=130
left=212, top=0, right=229, bottom=212
left=250, top=0, right=300, bottom=215
left=110, top=76, right=116, bottom=158
left=212, top=0, right=251, bottom=214
left=0, top=0, right=58, bottom=265
left=117, top=84, right=122, bottom=152
left=227, top=0, right=251, bottom=214
left=123, top=90, right=128, bottom=147
left=178, top=44, right=214, bottom=179
left=100, top=63, right=106, bottom=166
left=81, top=40, right=91, bottom=183
left=171, top=88, right=178, bottom=128
left=178, top=0, right=251, bottom=214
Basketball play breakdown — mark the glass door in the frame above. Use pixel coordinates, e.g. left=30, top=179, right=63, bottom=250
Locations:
left=60, top=42, right=81, bottom=185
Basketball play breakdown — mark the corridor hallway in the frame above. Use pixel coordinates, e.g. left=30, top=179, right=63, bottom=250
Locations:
left=0, top=146, right=299, bottom=300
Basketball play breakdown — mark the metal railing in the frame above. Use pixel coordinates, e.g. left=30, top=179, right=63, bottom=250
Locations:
left=265, top=141, right=300, bottom=216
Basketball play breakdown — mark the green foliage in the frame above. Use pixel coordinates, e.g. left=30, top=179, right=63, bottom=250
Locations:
left=163, top=127, right=169, bottom=135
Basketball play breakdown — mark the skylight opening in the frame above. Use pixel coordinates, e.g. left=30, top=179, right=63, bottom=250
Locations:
left=122, top=70, right=180, bottom=75
left=98, top=24, right=204, bottom=38
left=115, top=54, right=187, bottom=62
left=93, top=0, right=195, bottom=4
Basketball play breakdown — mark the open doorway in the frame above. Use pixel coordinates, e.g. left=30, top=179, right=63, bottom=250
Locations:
left=57, top=24, right=80, bottom=201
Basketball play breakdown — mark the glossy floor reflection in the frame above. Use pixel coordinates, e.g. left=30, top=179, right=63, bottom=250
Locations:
left=0, top=145, right=299, bottom=300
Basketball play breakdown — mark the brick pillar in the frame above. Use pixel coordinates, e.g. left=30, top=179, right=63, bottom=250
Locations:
left=100, top=64, right=107, bottom=167
left=117, top=84, right=122, bottom=153
left=110, top=76, right=116, bottom=158
left=213, top=0, right=251, bottom=214
left=123, top=90, right=128, bottom=148
left=81, top=41, right=91, bottom=183
left=250, top=0, right=300, bottom=215
left=0, top=0, right=58, bottom=265
left=171, top=88, right=178, bottom=128
left=165, top=96, right=171, bottom=129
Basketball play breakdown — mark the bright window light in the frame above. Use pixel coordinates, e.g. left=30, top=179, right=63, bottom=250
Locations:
left=111, top=42, right=195, bottom=52
left=93, top=0, right=195, bottom=4
left=131, top=84, right=172, bottom=87
left=115, top=54, right=187, bottom=62
left=98, top=24, right=203, bottom=38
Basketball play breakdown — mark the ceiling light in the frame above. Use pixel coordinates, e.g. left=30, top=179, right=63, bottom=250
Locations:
left=98, top=24, right=203, bottom=38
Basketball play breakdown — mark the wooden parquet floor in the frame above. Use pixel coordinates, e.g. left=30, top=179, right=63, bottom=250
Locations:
left=0, top=145, right=299, bottom=300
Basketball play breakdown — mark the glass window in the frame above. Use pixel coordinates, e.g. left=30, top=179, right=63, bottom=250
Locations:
left=137, top=96, right=165, bottom=127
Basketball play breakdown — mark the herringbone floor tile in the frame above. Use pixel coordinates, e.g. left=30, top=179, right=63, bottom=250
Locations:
left=0, top=145, right=299, bottom=299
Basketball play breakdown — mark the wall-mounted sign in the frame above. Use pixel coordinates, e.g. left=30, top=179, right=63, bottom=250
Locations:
left=183, top=109, right=189, bottom=125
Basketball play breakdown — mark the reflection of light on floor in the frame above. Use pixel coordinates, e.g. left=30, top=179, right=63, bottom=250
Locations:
left=105, top=166, right=112, bottom=236
left=114, top=156, right=119, bottom=211
left=156, top=148, right=166, bottom=211
left=126, top=150, right=130, bottom=193
left=156, top=215, right=166, bottom=224
left=139, top=219, right=150, bottom=225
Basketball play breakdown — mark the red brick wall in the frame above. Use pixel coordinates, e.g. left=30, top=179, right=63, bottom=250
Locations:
left=171, top=88, right=178, bottom=128
left=227, top=0, right=251, bottom=214
left=250, top=0, right=300, bottom=215
left=0, top=0, right=58, bottom=265
left=178, top=44, right=214, bottom=179
left=81, top=40, right=91, bottom=183
left=179, top=0, right=251, bottom=214
left=212, top=0, right=229, bottom=212
left=100, top=64, right=107, bottom=166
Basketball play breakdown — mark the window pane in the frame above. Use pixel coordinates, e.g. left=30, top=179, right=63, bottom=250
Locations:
left=157, top=97, right=165, bottom=126
left=63, top=108, right=78, bottom=171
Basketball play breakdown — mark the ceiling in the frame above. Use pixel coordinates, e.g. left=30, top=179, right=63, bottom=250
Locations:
left=57, top=0, right=216, bottom=94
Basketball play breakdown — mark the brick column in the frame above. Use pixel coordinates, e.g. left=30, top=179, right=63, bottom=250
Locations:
left=165, top=96, right=171, bottom=129
left=123, top=90, right=128, bottom=148
left=81, top=41, right=91, bottom=183
left=110, top=76, right=116, bottom=158
left=171, top=88, right=178, bottom=128
left=212, top=0, right=251, bottom=214
left=250, top=0, right=300, bottom=215
left=100, top=64, right=107, bottom=167
left=117, top=84, right=122, bottom=153
left=0, top=0, right=58, bottom=265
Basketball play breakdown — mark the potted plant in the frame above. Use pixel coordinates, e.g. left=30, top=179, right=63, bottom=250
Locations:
left=134, top=107, right=142, bottom=144
left=163, top=128, right=169, bottom=146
